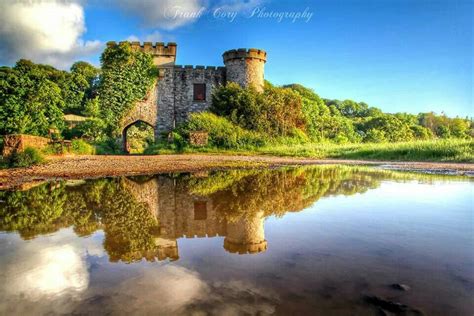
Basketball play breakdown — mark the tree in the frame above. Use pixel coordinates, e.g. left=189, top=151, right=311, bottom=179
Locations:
left=211, top=82, right=305, bottom=137
left=0, top=60, right=65, bottom=136
left=361, top=114, right=414, bottom=142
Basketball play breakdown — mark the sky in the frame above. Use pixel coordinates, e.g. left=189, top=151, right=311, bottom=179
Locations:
left=0, top=0, right=472, bottom=117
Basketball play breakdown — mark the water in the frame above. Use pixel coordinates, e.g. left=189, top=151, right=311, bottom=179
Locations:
left=0, top=166, right=472, bottom=315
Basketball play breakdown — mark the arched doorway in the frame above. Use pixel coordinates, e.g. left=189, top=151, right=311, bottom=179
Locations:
left=122, top=120, right=155, bottom=154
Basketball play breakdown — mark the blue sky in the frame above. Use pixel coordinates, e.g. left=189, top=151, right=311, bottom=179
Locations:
left=0, top=0, right=472, bottom=116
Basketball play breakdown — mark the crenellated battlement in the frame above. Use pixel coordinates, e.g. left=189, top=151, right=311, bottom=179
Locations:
left=223, top=239, right=268, bottom=254
left=107, top=41, right=177, bottom=56
left=173, top=65, right=226, bottom=72
left=222, top=48, right=267, bottom=63
left=107, top=41, right=177, bottom=67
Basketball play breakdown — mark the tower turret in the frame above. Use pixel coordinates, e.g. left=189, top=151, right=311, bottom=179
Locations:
left=223, top=48, right=267, bottom=92
left=223, top=210, right=267, bottom=254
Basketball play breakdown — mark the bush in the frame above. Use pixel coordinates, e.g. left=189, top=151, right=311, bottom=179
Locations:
left=181, top=112, right=266, bottom=149
left=71, top=139, right=95, bottom=155
left=8, top=147, right=45, bottom=167
left=210, top=82, right=304, bottom=137
left=95, top=138, right=122, bottom=155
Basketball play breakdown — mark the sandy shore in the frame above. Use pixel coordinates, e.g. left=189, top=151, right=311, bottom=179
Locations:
left=1, top=154, right=473, bottom=189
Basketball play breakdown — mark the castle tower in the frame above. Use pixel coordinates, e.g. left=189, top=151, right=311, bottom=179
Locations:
left=107, top=41, right=177, bottom=67
left=223, top=210, right=267, bottom=254
left=223, top=48, right=267, bottom=92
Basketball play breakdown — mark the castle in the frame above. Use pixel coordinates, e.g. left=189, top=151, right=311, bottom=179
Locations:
left=105, top=41, right=267, bottom=150
left=123, top=175, right=268, bottom=261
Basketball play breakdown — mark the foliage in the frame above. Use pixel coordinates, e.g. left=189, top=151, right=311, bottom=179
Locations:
left=8, top=147, right=45, bottom=167
left=418, top=112, right=472, bottom=139
left=125, top=122, right=154, bottom=154
left=83, top=96, right=101, bottom=117
left=0, top=61, right=65, bottom=136
left=0, top=182, right=67, bottom=239
left=0, top=59, right=100, bottom=137
left=211, top=82, right=304, bottom=136
left=71, top=139, right=96, bottom=155
left=95, top=138, right=122, bottom=155
left=75, top=117, right=107, bottom=141
left=180, top=112, right=266, bottom=149
left=98, top=42, right=157, bottom=135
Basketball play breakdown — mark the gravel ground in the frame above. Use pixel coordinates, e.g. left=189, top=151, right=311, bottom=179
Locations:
left=1, top=154, right=473, bottom=189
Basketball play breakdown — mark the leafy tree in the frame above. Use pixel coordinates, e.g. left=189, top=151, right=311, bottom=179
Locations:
left=211, top=82, right=304, bottom=136
left=361, top=114, right=414, bottom=142
left=0, top=60, right=65, bottom=136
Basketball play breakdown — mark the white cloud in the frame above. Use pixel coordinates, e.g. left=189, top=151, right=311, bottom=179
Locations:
left=114, top=0, right=205, bottom=30
left=0, top=0, right=102, bottom=69
left=213, top=0, right=264, bottom=13
left=126, top=31, right=163, bottom=43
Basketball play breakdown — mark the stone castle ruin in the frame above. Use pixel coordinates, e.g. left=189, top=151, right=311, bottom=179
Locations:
left=123, top=176, right=268, bottom=261
left=105, top=41, right=267, bottom=151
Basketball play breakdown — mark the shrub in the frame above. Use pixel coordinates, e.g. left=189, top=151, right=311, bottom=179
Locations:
left=95, top=138, right=122, bottom=155
left=210, top=82, right=304, bottom=137
left=8, top=147, right=45, bottom=167
left=181, top=112, right=265, bottom=149
left=71, top=139, right=95, bottom=155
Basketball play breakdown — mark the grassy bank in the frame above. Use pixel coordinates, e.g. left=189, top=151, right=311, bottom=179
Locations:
left=149, top=139, right=474, bottom=163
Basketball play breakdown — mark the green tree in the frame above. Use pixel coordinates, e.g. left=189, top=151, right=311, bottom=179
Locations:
left=211, top=82, right=304, bottom=137
left=0, top=60, right=65, bottom=136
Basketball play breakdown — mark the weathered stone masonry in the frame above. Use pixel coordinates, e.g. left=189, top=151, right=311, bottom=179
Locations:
left=106, top=41, right=267, bottom=143
left=157, top=65, right=227, bottom=133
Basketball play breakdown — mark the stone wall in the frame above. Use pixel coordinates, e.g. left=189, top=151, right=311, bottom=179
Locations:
left=156, top=66, right=226, bottom=134
left=2, top=134, right=50, bottom=157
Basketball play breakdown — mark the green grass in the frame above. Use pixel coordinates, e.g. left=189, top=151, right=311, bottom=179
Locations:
left=166, top=139, right=473, bottom=163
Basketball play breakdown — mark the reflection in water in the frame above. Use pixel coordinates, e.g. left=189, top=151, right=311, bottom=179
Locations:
left=5, top=245, right=88, bottom=298
left=0, top=166, right=472, bottom=315
left=0, top=166, right=409, bottom=262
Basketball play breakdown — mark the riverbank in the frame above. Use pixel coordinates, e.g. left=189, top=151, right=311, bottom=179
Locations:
left=0, top=154, right=473, bottom=190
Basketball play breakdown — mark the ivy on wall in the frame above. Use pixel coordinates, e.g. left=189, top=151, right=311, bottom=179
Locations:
left=98, top=42, right=157, bottom=136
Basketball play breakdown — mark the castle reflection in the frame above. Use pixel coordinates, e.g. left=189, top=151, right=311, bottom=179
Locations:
left=123, top=175, right=268, bottom=261
left=0, top=166, right=432, bottom=263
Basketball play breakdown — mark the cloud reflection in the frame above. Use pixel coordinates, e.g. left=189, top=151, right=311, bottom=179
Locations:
left=13, top=245, right=89, bottom=298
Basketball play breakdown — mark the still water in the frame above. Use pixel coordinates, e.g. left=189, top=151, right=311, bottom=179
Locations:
left=0, top=166, right=472, bottom=315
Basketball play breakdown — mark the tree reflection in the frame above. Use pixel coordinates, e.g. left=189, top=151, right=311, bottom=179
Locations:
left=0, top=166, right=458, bottom=262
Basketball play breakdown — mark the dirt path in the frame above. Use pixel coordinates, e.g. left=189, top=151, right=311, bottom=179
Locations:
left=1, top=154, right=473, bottom=189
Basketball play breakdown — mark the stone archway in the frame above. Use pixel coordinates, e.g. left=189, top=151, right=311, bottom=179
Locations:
left=122, top=120, right=155, bottom=153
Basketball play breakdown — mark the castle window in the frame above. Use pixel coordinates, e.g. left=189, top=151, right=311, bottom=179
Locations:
left=193, top=83, right=206, bottom=101
left=194, top=201, right=207, bottom=220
